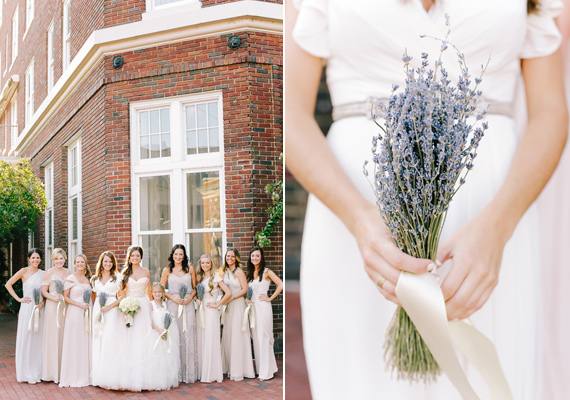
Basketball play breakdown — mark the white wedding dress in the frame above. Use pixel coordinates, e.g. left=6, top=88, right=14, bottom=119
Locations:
left=293, top=0, right=562, bottom=399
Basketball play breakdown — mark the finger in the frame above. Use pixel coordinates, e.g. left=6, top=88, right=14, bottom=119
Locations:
left=362, top=249, right=400, bottom=285
left=440, top=257, right=469, bottom=301
left=445, top=275, right=483, bottom=320
left=379, top=241, right=435, bottom=274
left=368, top=269, right=401, bottom=306
left=436, top=237, right=454, bottom=266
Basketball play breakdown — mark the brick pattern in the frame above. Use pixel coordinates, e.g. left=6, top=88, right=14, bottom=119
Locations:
left=103, top=0, right=145, bottom=28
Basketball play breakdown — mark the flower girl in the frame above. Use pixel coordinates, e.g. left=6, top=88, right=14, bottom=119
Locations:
left=146, top=282, right=180, bottom=390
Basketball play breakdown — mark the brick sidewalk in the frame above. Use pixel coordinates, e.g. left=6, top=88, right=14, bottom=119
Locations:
left=0, top=313, right=282, bottom=400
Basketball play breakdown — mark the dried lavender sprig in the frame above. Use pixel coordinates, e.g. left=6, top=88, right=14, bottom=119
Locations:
left=83, top=288, right=92, bottom=304
left=164, top=311, right=174, bottom=330
left=179, top=284, right=188, bottom=300
left=54, top=279, right=64, bottom=296
left=196, top=283, right=205, bottom=301
left=33, top=287, right=41, bottom=306
left=246, top=287, right=253, bottom=301
left=98, top=292, right=108, bottom=309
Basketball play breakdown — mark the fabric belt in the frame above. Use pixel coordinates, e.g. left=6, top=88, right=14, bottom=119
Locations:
left=332, top=97, right=513, bottom=121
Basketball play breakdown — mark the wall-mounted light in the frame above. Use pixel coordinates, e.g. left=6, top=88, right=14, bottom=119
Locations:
left=228, top=35, right=241, bottom=50
left=113, top=55, right=124, bottom=69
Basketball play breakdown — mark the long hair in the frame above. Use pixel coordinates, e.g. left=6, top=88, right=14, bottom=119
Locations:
left=52, top=248, right=67, bottom=261
left=222, top=248, right=242, bottom=275
left=74, top=254, right=92, bottom=280
left=121, top=245, right=144, bottom=290
left=528, top=0, right=539, bottom=13
left=150, top=282, right=166, bottom=303
left=246, top=247, right=266, bottom=283
left=92, top=251, right=118, bottom=284
left=167, top=244, right=189, bottom=274
left=196, top=254, right=215, bottom=294
left=27, top=248, right=43, bottom=260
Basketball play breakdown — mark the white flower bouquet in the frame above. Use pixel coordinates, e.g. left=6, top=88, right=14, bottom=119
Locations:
left=118, top=296, right=140, bottom=328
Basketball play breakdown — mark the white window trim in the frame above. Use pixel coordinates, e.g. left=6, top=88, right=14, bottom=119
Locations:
left=145, top=0, right=199, bottom=13
left=130, top=92, right=226, bottom=258
left=67, top=138, right=82, bottom=271
left=10, top=94, right=17, bottom=150
left=47, top=21, right=54, bottom=92
left=44, top=162, right=54, bottom=270
left=24, top=0, right=34, bottom=38
left=25, top=60, right=34, bottom=126
left=11, top=6, right=18, bottom=69
left=62, top=0, right=71, bottom=71
left=4, top=35, right=9, bottom=76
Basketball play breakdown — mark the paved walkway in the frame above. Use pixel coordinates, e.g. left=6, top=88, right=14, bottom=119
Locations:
left=284, top=287, right=311, bottom=400
left=0, top=313, right=282, bottom=400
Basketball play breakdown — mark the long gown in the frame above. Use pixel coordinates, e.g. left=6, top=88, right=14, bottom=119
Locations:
left=249, top=269, right=278, bottom=381
left=117, top=276, right=153, bottom=391
left=145, top=300, right=181, bottom=390
left=292, top=0, right=562, bottom=399
left=91, top=273, right=122, bottom=389
left=221, top=269, right=255, bottom=381
left=166, top=272, right=198, bottom=383
left=15, top=269, right=45, bottom=382
left=196, top=276, right=224, bottom=383
left=41, top=276, right=64, bottom=383
left=59, top=275, right=91, bottom=387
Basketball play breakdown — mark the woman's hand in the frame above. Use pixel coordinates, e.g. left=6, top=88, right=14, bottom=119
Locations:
left=352, top=205, right=435, bottom=306
left=195, top=299, right=201, bottom=307
left=245, top=299, right=252, bottom=306
left=437, top=209, right=507, bottom=321
left=206, top=302, right=218, bottom=309
left=101, top=305, right=111, bottom=313
left=37, top=302, right=44, bottom=310
left=182, top=296, right=193, bottom=306
left=258, top=294, right=270, bottom=302
left=78, top=302, right=90, bottom=311
left=19, top=296, right=32, bottom=304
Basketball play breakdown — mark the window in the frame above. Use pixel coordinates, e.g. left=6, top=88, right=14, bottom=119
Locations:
left=10, top=96, right=17, bottom=149
left=62, top=0, right=70, bottom=70
left=131, top=93, right=224, bottom=281
left=47, top=22, right=54, bottom=91
left=68, top=139, right=82, bottom=269
left=25, top=60, right=34, bottom=126
left=11, top=7, right=18, bottom=66
left=147, top=0, right=193, bottom=11
left=44, top=162, right=54, bottom=269
left=25, top=0, right=33, bottom=31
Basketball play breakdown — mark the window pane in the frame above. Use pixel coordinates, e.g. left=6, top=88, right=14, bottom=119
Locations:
left=150, top=110, right=160, bottom=134
left=141, top=234, right=172, bottom=283
left=186, top=105, right=196, bottom=129
left=69, top=243, right=76, bottom=271
left=141, top=135, right=149, bottom=159
left=72, top=197, right=78, bottom=240
left=209, top=127, right=219, bottom=152
left=140, top=111, right=149, bottom=135
left=155, top=0, right=184, bottom=6
left=197, top=104, right=207, bottom=128
left=187, top=231, right=223, bottom=270
left=140, top=175, right=171, bottom=231
left=197, top=129, right=208, bottom=154
left=46, top=248, right=52, bottom=270
left=187, top=171, right=220, bottom=229
left=207, top=102, right=218, bottom=126
left=48, top=210, right=53, bottom=246
left=71, top=147, right=77, bottom=187
left=160, top=108, right=170, bottom=132
left=150, top=134, right=160, bottom=158
left=162, top=133, right=171, bottom=157
left=187, top=130, right=196, bottom=155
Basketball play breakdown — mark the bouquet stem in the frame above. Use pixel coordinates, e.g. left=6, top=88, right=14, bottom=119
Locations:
left=385, top=306, right=440, bottom=383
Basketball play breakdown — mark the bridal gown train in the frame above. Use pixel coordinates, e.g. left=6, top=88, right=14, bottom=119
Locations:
left=293, top=0, right=562, bottom=399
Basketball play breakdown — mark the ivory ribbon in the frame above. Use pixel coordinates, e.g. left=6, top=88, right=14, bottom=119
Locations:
left=220, top=304, right=227, bottom=326
left=250, top=304, right=255, bottom=330
left=395, top=271, right=513, bottom=400
left=178, top=303, right=184, bottom=318
left=152, top=329, right=172, bottom=357
left=56, top=301, right=65, bottom=329
left=94, top=311, right=105, bottom=338
left=28, top=305, right=41, bottom=333
left=84, top=308, right=91, bottom=333
left=242, top=303, right=252, bottom=332
left=199, top=303, right=205, bottom=328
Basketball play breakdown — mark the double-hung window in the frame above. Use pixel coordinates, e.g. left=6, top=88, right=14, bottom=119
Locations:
left=68, top=138, right=82, bottom=269
left=44, top=162, right=54, bottom=269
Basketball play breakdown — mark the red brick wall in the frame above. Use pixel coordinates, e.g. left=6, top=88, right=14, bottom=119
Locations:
left=103, top=0, right=145, bottom=28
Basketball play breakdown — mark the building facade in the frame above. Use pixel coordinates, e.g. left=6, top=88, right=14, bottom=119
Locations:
left=0, top=0, right=283, bottom=354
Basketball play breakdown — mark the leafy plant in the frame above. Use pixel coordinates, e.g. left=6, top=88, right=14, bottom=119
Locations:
left=255, top=153, right=283, bottom=248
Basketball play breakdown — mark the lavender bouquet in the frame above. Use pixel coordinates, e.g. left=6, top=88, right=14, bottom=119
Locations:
left=366, top=19, right=488, bottom=382
left=163, top=311, right=174, bottom=341
left=28, top=287, right=42, bottom=333
left=177, top=284, right=188, bottom=318
left=98, top=292, right=108, bottom=322
left=83, top=288, right=92, bottom=333
left=196, top=283, right=205, bottom=328
left=242, top=286, right=254, bottom=332
left=54, top=279, right=66, bottom=329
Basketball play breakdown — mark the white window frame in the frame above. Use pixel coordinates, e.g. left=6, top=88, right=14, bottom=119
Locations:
left=25, top=60, right=34, bottom=126
left=10, top=95, right=17, bottom=149
left=146, top=0, right=198, bottom=12
left=67, top=138, right=82, bottom=271
left=47, top=22, right=54, bottom=92
left=4, top=35, right=9, bottom=75
left=130, top=92, right=225, bottom=270
left=24, top=0, right=33, bottom=35
left=62, top=0, right=70, bottom=71
left=11, top=6, right=18, bottom=67
left=44, top=162, right=54, bottom=270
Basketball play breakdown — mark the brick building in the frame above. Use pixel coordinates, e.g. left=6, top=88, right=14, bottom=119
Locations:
left=0, top=0, right=283, bottom=354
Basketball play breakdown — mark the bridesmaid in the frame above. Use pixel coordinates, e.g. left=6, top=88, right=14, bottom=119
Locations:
left=117, top=245, right=153, bottom=391
left=246, top=247, right=283, bottom=380
left=195, top=254, right=231, bottom=383
left=90, top=251, right=123, bottom=389
left=221, top=248, right=255, bottom=381
left=41, top=248, right=71, bottom=383
left=4, top=248, right=45, bottom=384
left=160, top=244, right=198, bottom=383
left=60, top=254, right=92, bottom=387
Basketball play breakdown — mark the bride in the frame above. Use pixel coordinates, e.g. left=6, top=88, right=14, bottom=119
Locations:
left=285, top=0, right=567, bottom=399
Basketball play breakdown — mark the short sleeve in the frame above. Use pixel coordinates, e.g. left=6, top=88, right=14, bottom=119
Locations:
left=292, top=0, right=330, bottom=58
left=213, top=274, right=223, bottom=284
left=521, top=0, right=563, bottom=59
left=64, top=275, right=76, bottom=291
